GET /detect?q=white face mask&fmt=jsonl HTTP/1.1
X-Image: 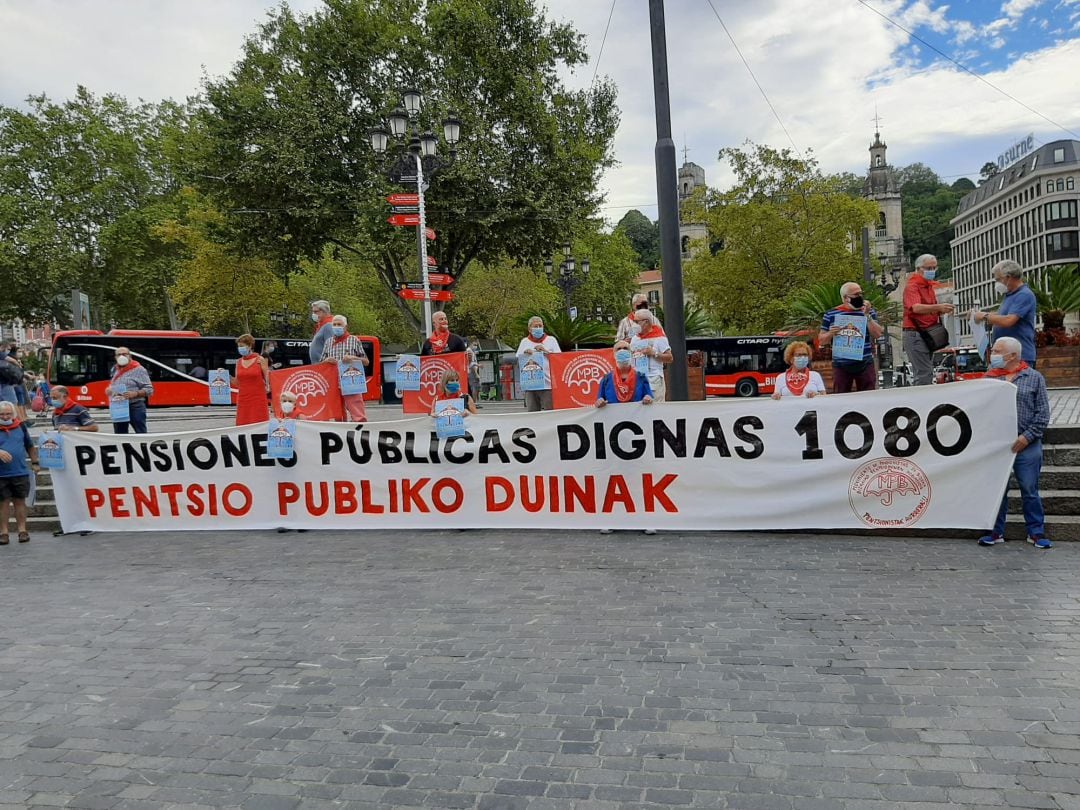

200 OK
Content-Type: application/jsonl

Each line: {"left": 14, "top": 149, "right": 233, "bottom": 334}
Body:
{"left": 281, "top": 401, "right": 295, "bottom": 414}
{"left": 116, "top": 355, "right": 131, "bottom": 367}
{"left": 994, "top": 281, "right": 1008, "bottom": 296}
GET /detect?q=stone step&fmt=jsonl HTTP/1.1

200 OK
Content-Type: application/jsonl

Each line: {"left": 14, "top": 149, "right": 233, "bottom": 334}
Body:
{"left": 1046, "top": 444, "right": 1080, "bottom": 466}
{"left": 1005, "top": 515, "right": 1080, "bottom": 542}
{"left": 1045, "top": 425, "right": 1080, "bottom": 444}
{"left": 1023, "top": 466, "right": 1080, "bottom": 489}
{"left": 1008, "top": 490, "right": 1080, "bottom": 516}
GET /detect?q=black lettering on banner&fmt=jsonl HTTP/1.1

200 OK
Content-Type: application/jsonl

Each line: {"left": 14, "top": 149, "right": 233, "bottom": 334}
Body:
{"left": 693, "top": 418, "right": 731, "bottom": 458}
{"left": 558, "top": 425, "right": 590, "bottom": 461}
{"left": 123, "top": 443, "right": 153, "bottom": 473}
{"left": 834, "top": 411, "right": 873, "bottom": 459}
{"left": 609, "top": 421, "right": 645, "bottom": 460}
{"left": 794, "top": 411, "right": 823, "bottom": 460}
{"left": 732, "top": 416, "right": 764, "bottom": 459}
{"left": 100, "top": 445, "right": 120, "bottom": 475}
{"left": 75, "top": 445, "right": 97, "bottom": 476}
{"left": 443, "top": 435, "right": 474, "bottom": 463}
{"left": 150, "top": 439, "right": 172, "bottom": 471}
{"left": 187, "top": 438, "right": 219, "bottom": 470}
{"left": 510, "top": 428, "right": 537, "bottom": 464}
{"left": 926, "top": 404, "right": 972, "bottom": 456}
{"left": 403, "top": 433, "right": 428, "bottom": 464}
{"left": 478, "top": 429, "right": 511, "bottom": 464}
{"left": 378, "top": 431, "right": 403, "bottom": 463}
{"left": 220, "top": 434, "right": 251, "bottom": 467}
{"left": 321, "top": 432, "right": 344, "bottom": 465}
{"left": 592, "top": 423, "right": 607, "bottom": 460}
{"left": 883, "top": 407, "right": 921, "bottom": 457}
{"left": 346, "top": 429, "right": 372, "bottom": 463}
{"left": 653, "top": 419, "right": 686, "bottom": 457}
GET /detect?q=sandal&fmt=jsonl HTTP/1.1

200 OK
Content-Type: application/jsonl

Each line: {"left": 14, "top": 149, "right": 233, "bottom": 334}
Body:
{"left": 0, "top": 534, "right": 8, "bottom": 545}
{"left": 17, "top": 532, "right": 29, "bottom": 544}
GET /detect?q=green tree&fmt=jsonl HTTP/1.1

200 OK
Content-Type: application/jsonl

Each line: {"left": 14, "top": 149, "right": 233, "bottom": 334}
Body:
{"left": 615, "top": 209, "right": 660, "bottom": 269}
{"left": 197, "top": 0, "right": 619, "bottom": 337}
{"left": 895, "top": 162, "right": 940, "bottom": 191}
{"left": 783, "top": 281, "right": 899, "bottom": 334}
{"left": 450, "top": 259, "right": 557, "bottom": 342}
{"left": 979, "top": 161, "right": 999, "bottom": 184}
{"left": 511, "top": 308, "right": 613, "bottom": 350}
{"left": 683, "top": 142, "right": 879, "bottom": 334}
{"left": 1032, "top": 264, "right": 1080, "bottom": 331}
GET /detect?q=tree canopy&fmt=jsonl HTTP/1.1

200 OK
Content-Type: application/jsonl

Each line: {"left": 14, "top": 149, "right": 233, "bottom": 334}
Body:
{"left": 615, "top": 209, "right": 660, "bottom": 270}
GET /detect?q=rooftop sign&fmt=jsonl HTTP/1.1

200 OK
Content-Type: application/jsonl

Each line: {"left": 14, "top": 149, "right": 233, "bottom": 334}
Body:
{"left": 996, "top": 134, "right": 1034, "bottom": 171}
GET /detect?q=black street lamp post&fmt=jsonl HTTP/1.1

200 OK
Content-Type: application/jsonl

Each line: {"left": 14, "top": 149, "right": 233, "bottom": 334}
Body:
{"left": 269, "top": 305, "right": 302, "bottom": 338}
{"left": 544, "top": 243, "right": 590, "bottom": 317}
{"left": 876, "top": 265, "right": 901, "bottom": 387}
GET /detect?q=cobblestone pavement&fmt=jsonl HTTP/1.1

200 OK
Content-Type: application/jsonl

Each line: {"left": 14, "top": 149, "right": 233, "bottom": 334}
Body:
{"left": 1, "top": 530, "right": 1078, "bottom": 810}
{"left": 1049, "top": 388, "right": 1080, "bottom": 426}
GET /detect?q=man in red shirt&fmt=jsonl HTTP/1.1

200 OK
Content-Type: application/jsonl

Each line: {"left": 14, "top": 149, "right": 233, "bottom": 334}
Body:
{"left": 902, "top": 254, "right": 954, "bottom": 386}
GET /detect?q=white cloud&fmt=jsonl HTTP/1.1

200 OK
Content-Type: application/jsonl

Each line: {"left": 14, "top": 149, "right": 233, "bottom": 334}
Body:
{"left": 1001, "top": 0, "right": 1044, "bottom": 18}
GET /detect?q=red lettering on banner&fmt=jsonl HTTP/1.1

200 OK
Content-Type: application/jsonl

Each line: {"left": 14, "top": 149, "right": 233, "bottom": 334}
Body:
{"left": 109, "top": 487, "right": 130, "bottom": 518}
{"left": 279, "top": 482, "right": 300, "bottom": 514}
{"left": 222, "top": 484, "right": 253, "bottom": 516}
{"left": 565, "top": 476, "right": 596, "bottom": 512}
{"left": 306, "top": 481, "right": 330, "bottom": 516}
{"left": 401, "top": 478, "right": 430, "bottom": 512}
{"left": 207, "top": 484, "right": 219, "bottom": 516}
{"left": 486, "top": 476, "right": 513, "bottom": 511}
{"left": 644, "top": 474, "right": 678, "bottom": 512}
{"left": 360, "top": 480, "right": 385, "bottom": 513}
{"left": 602, "top": 475, "right": 635, "bottom": 513}
{"left": 335, "top": 481, "right": 357, "bottom": 514}
{"left": 133, "top": 487, "right": 160, "bottom": 518}
{"left": 188, "top": 484, "right": 206, "bottom": 516}
{"left": 86, "top": 488, "right": 105, "bottom": 518}
{"left": 430, "top": 478, "right": 464, "bottom": 513}
{"left": 161, "top": 484, "right": 184, "bottom": 516}
{"left": 520, "top": 476, "right": 544, "bottom": 512}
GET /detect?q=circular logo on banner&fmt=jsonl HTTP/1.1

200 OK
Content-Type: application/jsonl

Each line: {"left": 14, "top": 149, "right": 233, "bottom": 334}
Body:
{"left": 420, "top": 358, "right": 456, "bottom": 407}
{"left": 561, "top": 356, "right": 610, "bottom": 407}
{"left": 282, "top": 369, "right": 331, "bottom": 419}
{"left": 849, "top": 457, "right": 932, "bottom": 528}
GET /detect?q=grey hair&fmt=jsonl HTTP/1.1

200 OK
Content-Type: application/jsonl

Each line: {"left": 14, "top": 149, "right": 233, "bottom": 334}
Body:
{"left": 631, "top": 293, "right": 648, "bottom": 305}
{"left": 332, "top": 313, "right": 348, "bottom": 325}
{"left": 991, "top": 259, "right": 1023, "bottom": 280}
{"left": 993, "top": 336, "right": 1022, "bottom": 357}
{"left": 840, "top": 282, "right": 862, "bottom": 299}
{"left": 311, "top": 300, "right": 331, "bottom": 314}
{"left": 914, "top": 254, "right": 936, "bottom": 271}
{"left": 634, "top": 309, "right": 655, "bottom": 324}
{"left": 528, "top": 315, "right": 544, "bottom": 327}
{"left": 0, "top": 401, "right": 15, "bottom": 413}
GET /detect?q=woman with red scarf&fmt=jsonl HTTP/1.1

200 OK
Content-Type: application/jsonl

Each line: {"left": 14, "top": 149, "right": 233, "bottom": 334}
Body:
{"left": 595, "top": 341, "right": 654, "bottom": 406}
{"left": 515, "top": 315, "right": 562, "bottom": 411}
{"left": 230, "top": 333, "right": 270, "bottom": 426}
{"left": 771, "top": 342, "right": 826, "bottom": 399}
{"left": 106, "top": 347, "right": 154, "bottom": 434}
{"left": 421, "top": 311, "right": 467, "bottom": 356}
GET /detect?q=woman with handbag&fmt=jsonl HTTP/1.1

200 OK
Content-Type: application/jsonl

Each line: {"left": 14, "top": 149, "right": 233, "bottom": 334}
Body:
{"left": 902, "top": 255, "right": 954, "bottom": 386}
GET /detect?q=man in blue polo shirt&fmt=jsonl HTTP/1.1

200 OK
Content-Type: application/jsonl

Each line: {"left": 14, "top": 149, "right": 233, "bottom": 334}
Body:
{"left": 972, "top": 259, "right": 1037, "bottom": 367}
{"left": 819, "top": 281, "right": 884, "bottom": 393}
{"left": 49, "top": 385, "right": 98, "bottom": 433}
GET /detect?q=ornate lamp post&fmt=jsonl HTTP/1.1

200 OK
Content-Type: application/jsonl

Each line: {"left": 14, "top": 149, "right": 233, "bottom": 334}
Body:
{"left": 544, "top": 243, "right": 590, "bottom": 317}
{"left": 269, "top": 304, "right": 301, "bottom": 338}
{"left": 876, "top": 265, "right": 901, "bottom": 387}
{"left": 369, "top": 91, "right": 462, "bottom": 337}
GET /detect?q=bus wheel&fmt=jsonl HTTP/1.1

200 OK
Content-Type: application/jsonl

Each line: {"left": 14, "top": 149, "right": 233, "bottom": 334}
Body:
{"left": 735, "top": 378, "right": 758, "bottom": 397}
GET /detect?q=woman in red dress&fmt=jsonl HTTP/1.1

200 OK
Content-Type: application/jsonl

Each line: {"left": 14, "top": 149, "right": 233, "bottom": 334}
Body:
{"left": 231, "top": 334, "right": 270, "bottom": 426}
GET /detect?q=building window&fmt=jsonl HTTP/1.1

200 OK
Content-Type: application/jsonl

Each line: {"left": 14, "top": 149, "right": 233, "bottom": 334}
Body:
{"left": 1069, "top": 177, "right": 1076, "bottom": 190}
{"left": 875, "top": 211, "right": 887, "bottom": 237}
{"left": 647, "top": 290, "right": 660, "bottom": 305}
{"left": 1047, "top": 231, "right": 1079, "bottom": 260}
{"left": 681, "top": 235, "right": 691, "bottom": 255}
{"left": 1053, "top": 147, "right": 1065, "bottom": 163}
{"left": 1058, "top": 179, "right": 1066, "bottom": 192}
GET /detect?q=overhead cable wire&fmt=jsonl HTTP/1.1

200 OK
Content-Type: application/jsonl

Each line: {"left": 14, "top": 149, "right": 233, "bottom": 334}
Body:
{"left": 854, "top": 0, "right": 1080, "bottom": 140}
{"left": 703, "top": 0, "right": 803, "bottom": 157}
{"left": 590, "top": 0, "right": 619, "bottom": 87}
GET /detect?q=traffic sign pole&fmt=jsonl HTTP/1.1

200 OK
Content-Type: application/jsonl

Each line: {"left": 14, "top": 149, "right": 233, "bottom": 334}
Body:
{"left": 413, "top": 153, "right": 433, "bottom": 337}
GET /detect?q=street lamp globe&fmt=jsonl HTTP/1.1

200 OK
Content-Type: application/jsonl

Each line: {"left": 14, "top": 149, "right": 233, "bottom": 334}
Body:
{"left": 388, "top": 107, "right": 409, "bottom": 138}
{"left": 543, "top": 259, "right": 554, "bottom": 278}
{"left": 582, "top": 259, "right": 590, "bottom": 275}
{"left": 369, "top": 126, "right": 389, "bottom": 155}
{"left": 420, "top": 130, "right": 438, "bottom": 158}
{"left": 402, "top": 89, "right": 422, "bottom": 117}
{"left": 442, "top": 113, "right": 461, "bottom": 146}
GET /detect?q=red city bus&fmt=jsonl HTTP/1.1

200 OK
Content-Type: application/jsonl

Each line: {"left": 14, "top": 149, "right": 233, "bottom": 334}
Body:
{"left": 688, "top": 335, "right": 798, "bottom": 397}
{"left": 933, "top": 346, "right": 988, "bottom": 384}
{"left": 48, "top": 330, "right": 382, "bottom": 407}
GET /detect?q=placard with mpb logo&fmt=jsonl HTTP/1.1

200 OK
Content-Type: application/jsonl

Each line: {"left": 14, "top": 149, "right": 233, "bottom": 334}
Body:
{"left": 266, "top": 418, "right": 296, "bottom": 460}
{"left": 518, "top": 352, "right": 549, "bottom": 392}
{"left": 109, "top": 382, "right": 130, "bottom": 423}
{"left": 338, "top": 360, "right": 368, "bottom": 395}
{"left": 38, "top": 431, "right": 64, "bottom": 470}
{"left": 208, "top": 369, "right": 232, "bottom": 405}
{"left": 433, "top": 397, "right": 466, "bottom": 439}
{"left": 395, "top": 355, "right": 421, "bottom": 392}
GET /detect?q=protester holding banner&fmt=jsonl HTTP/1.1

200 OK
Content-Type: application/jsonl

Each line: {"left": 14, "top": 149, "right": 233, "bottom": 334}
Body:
{"left": 818, "top": 282, "right": 883, "bottom": 393}
{"left": 979, "top": 336, "right": 1053, "bottom": 549}
{"left": 429, "top": 370, "right": 477, "bottom": 416}
{"left": 596, "top": 341, "right": 653, "bottom": 406}
{"left": 320, "top": 315, "right": 369, "bottom": 422}
{"left": 421, "top": 311, "right": 467, "bottom": 356}
{"left": 516, "top": 316, "right": 561, "bottom": 412}
{"left": 106, "top": 347, "right": 153, "bottom": 434}
{"left": 49, "top": 385, "right": 98, "bottom": 432}
{"left": 629, "top": 309, "right": 672, "bottom": 403}
{"left": 230, "top": 334, "right": 270, "bottom": 426}
{"left": 616, "top": 293, "right": 650, "bottom": 343}
{"left": 309, "top": 300, "right": 334, "bottom": 364}
{"left": 0, "top": 401, "right": 37, "bottom": 545}
{"left": 771, "top": 342, "right": 826, "bottom": 399}
{"left": 903, "top": 254, "right": 954, "bottom": 386}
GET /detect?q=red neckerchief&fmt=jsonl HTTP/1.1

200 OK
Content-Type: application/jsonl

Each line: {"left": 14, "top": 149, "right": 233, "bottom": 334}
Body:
{"left": 637, "top": 324, "right": 665, "bottom": 340}
{"left": 332, "top": 331, "right": 352, "bottom": 346}
{"left": 313, "top": 314, "right": 332, "bottom": 336}
{"left": 428, "top": 328, "right": 450, "bottom": 354}
{"left": 613, "top": 367, "right": 638, "bottom": 402}
{"left": 54, "top": 401, "right": 78, "bottom": 417}
{"left": 0, "top": 418, "right": 22, "bottom": 432}
{"left": 784, "top": 367, "right": 810, "bottom": 397}
{"left": 985, "top": 361, "right": 1029, "bottom": 379}
{"left": 527, "top": 333, "right": 547, "bottom": 343}
{"left": 112, "top": 359, "right": 142, "bottom": 381}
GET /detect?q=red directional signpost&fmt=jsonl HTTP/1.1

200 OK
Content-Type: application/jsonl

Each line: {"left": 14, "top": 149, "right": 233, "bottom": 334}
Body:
{"left": 398, "top": 288, "right": 454, "bottom": 302}
{"left": 386, "top": 193, "right": 420, "bottom": 207}
{"left": 425, "top": 227, "right": 436, "bottom": 241}
{"left": 427, "top": 273, "right": 453, "bottom": 286}
{"left": 387, "top": 213, "right": 421, "bottom": 227}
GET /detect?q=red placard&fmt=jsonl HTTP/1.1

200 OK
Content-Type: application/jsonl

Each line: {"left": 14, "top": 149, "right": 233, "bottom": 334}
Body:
{"left": 269, "top": 364, "right": 344, "bottom": 422}
{"left": 388, "top": 213, "right": 421, "bottom": 227}
{"left": 427, "top": 273, "right": 453, "bottom": 286}
{"left": 402, "top": 352, "right": 469, "bottom": 414}
{"left": 549, "top": 350, "right": 615, "bottom": 409}
{"left": 398, "top": 289, "right": 454, "bottom": 302}
{"left": 386, "top": 193, "right": 420, "bottom": 206}
{"left": 426, "top": 256, "right": 437, "bottom": 266}
{"left": 425, "top": 227, "right": 436, "bottom": 240}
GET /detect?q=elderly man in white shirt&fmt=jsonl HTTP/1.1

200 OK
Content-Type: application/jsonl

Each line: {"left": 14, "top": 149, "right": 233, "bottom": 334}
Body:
{"left": 628, "top": 309, "right": 672, "bottom": 403}
{"left": 515, "top": 315, "right": 562, "bottom": 411}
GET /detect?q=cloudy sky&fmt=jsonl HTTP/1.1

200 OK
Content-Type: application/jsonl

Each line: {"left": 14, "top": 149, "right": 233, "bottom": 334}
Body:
{"left": 2, "top": 0, "right": 1078, "bottom": 224}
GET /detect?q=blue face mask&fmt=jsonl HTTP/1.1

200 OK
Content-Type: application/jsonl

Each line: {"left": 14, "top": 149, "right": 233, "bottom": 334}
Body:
{"left": 50, "top": 398, "right": 63, "bottom": 408}
{"left": 989, "top": 354, "right": 1006, "bottom": 369}
{"left": 923, "top": 270, "right": 936, "bottom": 281}
{"left": 238, "top": 347, "right": 251, "bottom": 356}
{"left": 793, "top": 356, "right": 810, "bottom": 369}
{"left": 614, "top": 349, "right": 632, "bottom": 364}
{"left": 530, "top": 328, "right": 544, "bottom": 340}
{"left": 332, "top": 326, "right": 345, "bottom": 337}
{"left": 445, "top": 382, "right": 461, "bottom": 395}
{"left": 0, "top": 418, "right": 11, "bottom": 426}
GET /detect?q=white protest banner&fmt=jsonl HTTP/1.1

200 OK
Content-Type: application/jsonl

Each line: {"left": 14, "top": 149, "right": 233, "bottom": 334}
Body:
{"left": 50, "top": 380, "right": 1015, "bottom": 534}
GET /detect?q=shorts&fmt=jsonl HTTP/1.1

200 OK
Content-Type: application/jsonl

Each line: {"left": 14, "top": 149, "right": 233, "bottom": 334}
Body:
{"left": 0, "top": 475, "right": 30, "bottom": 501}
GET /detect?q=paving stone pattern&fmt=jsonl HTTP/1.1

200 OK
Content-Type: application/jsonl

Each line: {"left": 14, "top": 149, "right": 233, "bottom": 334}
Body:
{"left": 1049, "top": 388, "right": 1080, "bottom": 426}
{"left": 1, "top": 530, "right": 1078, "bottom": 809}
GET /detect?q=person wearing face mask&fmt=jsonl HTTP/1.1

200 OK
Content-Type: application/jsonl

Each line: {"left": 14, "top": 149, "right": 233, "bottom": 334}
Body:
{"left": 309, "top": 300, "right": 334, "bottom": 364}
{"left": 430, "top": 370, "right": 478, "bottom": 416}
{"left": 595, "top": 340, "right": 654, "bottom": 406}
{"left": 771, "top": 342, "right": 826, "bottom": 399}
{"left": 818, "top": 282, "right": 884, "bottom": 393}
{"left": 224, "top": 334, "right": 270, "bottom": 426}
{"left": 629, "top": 309, "right": 672, "bottom": 403}
{"left": 979, "top": 337, "right": 1052, "bottom": 549}
{"left": 278, "top": 390, "right": 301, "bottom": 419}
{"left": 515, "top": 316, "right": 562, "bottom": 412}
{"left": 320, "top": 314, "right": 369, "bottom": 422}
{"left": 616, "top": 293, "right": 650, "bottom": 343}
{"left": 106, "top": 347, "right": 154, "bottom": 434}
{"left": 0, "top": 400, "right": 37, "bottom": 544}
{"left": 902, "top": 254, "right": 955, "bottom": 386}
{"left": 971, "top": 259, "right": 1037, "bottom": 368}
{"left": 421, "top": 311, "right": 468, "bottom": 356}
{"left": 49, "top": 385, "right": 98, "bottom": 432}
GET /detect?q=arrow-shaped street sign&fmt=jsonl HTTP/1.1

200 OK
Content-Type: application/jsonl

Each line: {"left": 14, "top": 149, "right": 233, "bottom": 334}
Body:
{"left": 387, "top": 213, "right": 420, "bottom": 227}
{"left": 426, "top": 273, "right": 453, "bottom": 286}
{"left": 398, "top": 289, "right": 454, "bottom": 302}
{"left": 386, "top": 193, "right": 420, "bottom": 206}
{"left": 425, "top": 227, "right": 435, "bottom": 240}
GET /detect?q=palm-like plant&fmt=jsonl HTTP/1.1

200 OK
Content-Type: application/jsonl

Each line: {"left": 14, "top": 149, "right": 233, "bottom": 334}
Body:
{"left": 783, "top": 282, "right": 898, "bottom": 334}
{"left": 653, "top": 301, "right": 715, "bottom": 336}
{"left": 511, "top": 308, "right": 615, "bottom": 350}
{"left": 1032, "top": 264, "right": 1080, "bottom": 330}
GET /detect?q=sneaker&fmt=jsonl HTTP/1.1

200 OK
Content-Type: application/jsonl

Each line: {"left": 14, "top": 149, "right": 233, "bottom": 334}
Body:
{"left": 642, "top": 529, "right": 657, "bottom": 535}
{"left": 1027, "top": 536, "right": 1053, "bottom": 549}
{"left": 599, "top": 529, "right": 613, "bottom": 535}
{"left": 978, "top": 534, "right": 1005, "bottom": 546}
